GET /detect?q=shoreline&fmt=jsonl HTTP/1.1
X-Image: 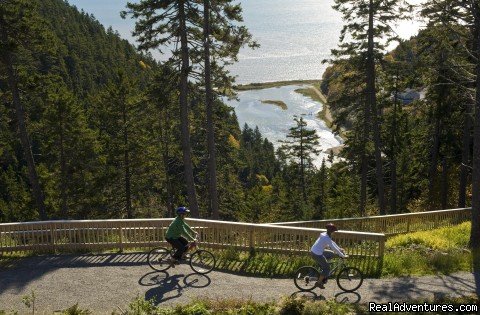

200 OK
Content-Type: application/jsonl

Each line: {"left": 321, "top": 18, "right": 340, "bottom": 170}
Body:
{"left": 234, "top": 79, "right": 321, "bottom": 91}
{"left": 232, "top": 79, "right": 346, "bottom": 152}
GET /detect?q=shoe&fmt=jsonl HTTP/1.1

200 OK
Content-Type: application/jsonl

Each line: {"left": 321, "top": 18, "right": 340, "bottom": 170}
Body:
{"left": 315, "top": 281, "right": 325, "bottom": 289}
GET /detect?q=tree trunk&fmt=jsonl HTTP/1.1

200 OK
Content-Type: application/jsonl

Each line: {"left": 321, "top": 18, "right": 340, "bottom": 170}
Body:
{"left": 458, "top": 106, "right": 471, "bottom": 208}
{"left": 179, "top": 0, "right": 199, "bottom": 217}
{"left": 367, "top": 0, "right": 386, "bottom": 215}
{"left": 59, "top": 111, "right": 68, "bottom": 218}
{"left": 471, "top": 0, "right": 480, "bottom": 258}
{"left": 428, "top": 118, "right": 441, "bottom": 208}
{"left": 440, "top": 156, "right": 448, "bottom": 209}
{"left": 122, "top": 98, "right": 133, "bottom": 219}
{"left": 390, "top": 76, "right": 399, "bottom": 214}
{"left": 360, "top": 111, "right": 369, "bottom": 216}
{"left": 470, "top": 0, "right": 480, "bottom": 298}
{"left": 1, "top": 25, "right": 48, "bottom": 220}
{"left": 159, "top": 101, "right": 175, "bottom": 218}
{"left": 203, "top": 0, "right": 219, "bottom": 220}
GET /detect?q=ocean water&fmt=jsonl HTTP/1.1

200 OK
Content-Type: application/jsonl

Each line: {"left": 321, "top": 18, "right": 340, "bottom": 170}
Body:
{"left": 223, "top": 85, "right": 343, "bottom": 167}
{"left": 69, "top": 0, "right": 423, "bottom": 84}
{"left": 228, "top": 0, "right": 343, "bottom": 84}
{"left": 68, "top": 0, "right": 423, "bottom": 158}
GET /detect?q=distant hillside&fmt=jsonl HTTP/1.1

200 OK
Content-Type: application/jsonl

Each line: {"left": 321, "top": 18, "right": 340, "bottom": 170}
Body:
{"left": 38, "top": 0, "right": 154, "bottom": 96}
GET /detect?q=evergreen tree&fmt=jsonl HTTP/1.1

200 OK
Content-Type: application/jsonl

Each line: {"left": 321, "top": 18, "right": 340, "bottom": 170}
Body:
{"left": 0, "top": 0, "right": 53, "bottom": 220}
{"left": 279, "top": 116, "right": 321, "bottom": 203}
{"left": 122, "top": 0, "right": 201, "bottom": 217}
{"left": 201, "top": 0, "right": 256, "bottom": 219}
{"left": 330, "top": 0, "right": 411, "bottom": 214}
{"left": 89, "top": 71, "right": 145, "bottom": 219}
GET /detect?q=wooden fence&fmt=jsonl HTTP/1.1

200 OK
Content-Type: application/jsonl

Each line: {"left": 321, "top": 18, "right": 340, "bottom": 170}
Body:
{"left": 269, "top": 208, "right": 472, "bottom": 236}
{"left": 0, "top": 218, "right": 386, "bottom": 275}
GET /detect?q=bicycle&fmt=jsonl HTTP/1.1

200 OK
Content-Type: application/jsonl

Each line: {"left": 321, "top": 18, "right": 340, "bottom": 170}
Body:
{"left": 147, "top": 239, "right": 216, "bottom": 275}
{"left": 293, "top": 257, "right": 363, "bottom": 292}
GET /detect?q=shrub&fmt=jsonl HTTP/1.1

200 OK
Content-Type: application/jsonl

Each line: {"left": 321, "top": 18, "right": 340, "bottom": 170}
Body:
{"left": 62, "top": 303, "right": 91, "bottom": 315}
{"left": 386, "top": 222, "right": 471, "bottom": 250}
{"left": 177, "top": 302, "right": 211, "bottom": 315}
{"left": 128, "top": 295, "right": 158, "bottom": 315}
{"left": 302, "top": 300, "right": 356, "bottom": 315}
{"left": 276, "top": 297, "right": 306, "bottom": 315}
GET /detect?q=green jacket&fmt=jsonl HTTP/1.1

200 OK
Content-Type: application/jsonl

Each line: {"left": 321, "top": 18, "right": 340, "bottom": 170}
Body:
{"left": 165, "top": 216, "right": 195, "bottom": 241}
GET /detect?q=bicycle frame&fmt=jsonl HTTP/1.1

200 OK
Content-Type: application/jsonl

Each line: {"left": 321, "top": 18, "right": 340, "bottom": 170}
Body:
{"left": 326, "top": 257, "right": 347, "bottom": 277}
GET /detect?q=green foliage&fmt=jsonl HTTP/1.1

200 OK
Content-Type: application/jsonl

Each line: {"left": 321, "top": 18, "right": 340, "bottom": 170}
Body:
{"left": 127, "top": 295, "right": 159, "bottom": 315}
{"left": 276, "top": 297, "right": 305, "bottom": 315}
{"left": 177, "top": 303, "right": 211, "bottom": 315}
{"left": 61, "top": 304, "right": 91, "bottom": 315}
{"left": 386, "top": 222, "right": 470, "bottom": 250}
{"left": 21, "top": 291, "right": 36, "bottom": 314}
{"left": 383, "top": 223, "right": 472, "bottom": 276}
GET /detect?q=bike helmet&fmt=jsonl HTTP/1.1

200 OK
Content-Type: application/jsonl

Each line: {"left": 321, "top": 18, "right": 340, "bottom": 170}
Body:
{"left": 326, "top": 223, "right": 338, "bottom": 232}
{"left": 176, "top": 206, "right": 190, "bottom": 214}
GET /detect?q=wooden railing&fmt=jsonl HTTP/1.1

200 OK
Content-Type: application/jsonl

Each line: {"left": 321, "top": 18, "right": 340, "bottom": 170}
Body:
{"left": 269, "top": 208, "right": 472, "bottom": 235}
{"left": 0, "top": 218, "right": 386, "bottom": 275}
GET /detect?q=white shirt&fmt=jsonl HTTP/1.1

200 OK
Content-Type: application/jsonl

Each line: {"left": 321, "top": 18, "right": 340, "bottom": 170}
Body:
{"left": 311, "top": 232, "right": 346, "bottom": 257}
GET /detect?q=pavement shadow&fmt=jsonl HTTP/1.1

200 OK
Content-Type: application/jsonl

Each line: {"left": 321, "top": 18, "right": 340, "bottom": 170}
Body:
{"left": 0, "top": 252, "right": 149, "bottom": 295}
{"left": 368, "top": 276, "right": 424, "bottom": 302}
{"left": 1, "top": 252, "right": 149, "bottom": 270}
{"left": 367, "top": 274, "right": 476, "bottom": 302}
{"left": 142, "top": 271, "right": 211, "bottom": 305}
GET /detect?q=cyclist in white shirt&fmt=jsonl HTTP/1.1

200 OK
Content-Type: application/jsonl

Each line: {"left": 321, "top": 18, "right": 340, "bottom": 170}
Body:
{"left": 310, "top": 223, "right": 347, "bottom": 288}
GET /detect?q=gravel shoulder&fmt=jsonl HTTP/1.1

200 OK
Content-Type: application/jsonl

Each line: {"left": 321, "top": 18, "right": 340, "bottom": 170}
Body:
{"left": 0, "top": 253, "right": 476, "bottom": 314}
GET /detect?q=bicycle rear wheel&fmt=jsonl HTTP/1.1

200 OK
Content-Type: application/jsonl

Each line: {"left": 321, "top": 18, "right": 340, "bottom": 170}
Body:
{"left": 189, "top": 250, "right": 216, "bottom": 274}
{"left": 293, "top": 266, "right": 320, "bottom": 291}
{"left": 336, "top": 267, "right": 363, "bottom": 292}
{"left": 147, "top": 247, "right": 172, "bottom": 272}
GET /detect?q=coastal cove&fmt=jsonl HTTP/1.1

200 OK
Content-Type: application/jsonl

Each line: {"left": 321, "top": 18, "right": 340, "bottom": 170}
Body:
{"left": 225, "top": 81, "right": 343, "bottom": 167}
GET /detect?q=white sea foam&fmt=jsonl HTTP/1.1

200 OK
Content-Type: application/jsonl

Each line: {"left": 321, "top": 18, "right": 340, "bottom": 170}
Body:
{"left": 223, "top": 85, "right": 343, "bottom": 168}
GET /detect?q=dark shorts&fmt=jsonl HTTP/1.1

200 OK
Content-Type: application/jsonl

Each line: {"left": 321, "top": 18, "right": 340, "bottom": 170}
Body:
{"left": 166, "top": 237, "right": 189, "bottom": 259}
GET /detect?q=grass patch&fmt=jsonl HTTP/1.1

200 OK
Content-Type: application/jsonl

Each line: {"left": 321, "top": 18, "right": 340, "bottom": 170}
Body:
{"left": 386, "top": 221, "right": 470, "bottom": 250}
{"left": 260, "top": 100, "right": 288, "bottom": 110}
{"left": 111, "top": 295, "right": 479, "bottom": 315}
{"left": 235, "top": 80, "right": 321, "bottom": 91}
{"left": 383, "top": 222, "right": 472, "bottom": 277}
{"left": 4, "top": 295, "right": 478, "bottom": 314}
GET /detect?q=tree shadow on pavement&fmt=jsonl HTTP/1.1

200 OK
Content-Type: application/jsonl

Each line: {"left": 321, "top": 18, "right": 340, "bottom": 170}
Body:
{"left": 366, "top": 274, "right": 476, "bottom": 302}
{"left": 0, "top": 252, "right": 150, "bottom": 295}
{"left": 142, "top": 271, "right": 211, "bottom": 305}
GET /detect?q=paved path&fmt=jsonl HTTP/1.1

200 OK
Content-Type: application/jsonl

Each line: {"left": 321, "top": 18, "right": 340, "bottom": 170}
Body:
{"left": 0, "top": 253, "right": 476, "bottom": 314}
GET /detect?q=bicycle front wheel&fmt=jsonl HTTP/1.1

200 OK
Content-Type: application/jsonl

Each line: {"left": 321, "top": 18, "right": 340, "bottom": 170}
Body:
{"left": 294, "top": 266, "right": 320, "bottom": 291}
{"left": 147, "top": 247, "right": 172, "bottom": 272}
{"left": 189, "top": 250, "right": 216, "bottom": 274}
{"left": 336, "top": 267, "right": 363, "bottom": 292}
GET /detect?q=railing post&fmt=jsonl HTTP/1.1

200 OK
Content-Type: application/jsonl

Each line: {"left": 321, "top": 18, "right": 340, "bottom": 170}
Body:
{"left": 50, "top": 224, "right": 56, "bottom": 254}
{"left": 249, "top": 228, "right": 254, "bottom": 255}
{"left": 119, "top": 226, "right": 123, "bottom": 252}
{"left": 377, "top": 234, "right": 386, "bottom": 276}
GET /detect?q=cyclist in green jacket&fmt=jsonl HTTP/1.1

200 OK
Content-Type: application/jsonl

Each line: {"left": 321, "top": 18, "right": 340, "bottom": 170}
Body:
{"left": 165, "top": 206, "right": 197, "bottom": 265}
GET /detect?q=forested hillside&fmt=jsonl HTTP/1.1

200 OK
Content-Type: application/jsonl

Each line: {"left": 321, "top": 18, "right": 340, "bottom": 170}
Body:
{"left": 1, "top": 0, "right": 479, "bottom": 231}
{"left": 321, "top": 18, "right": 476, "bottom": 217}
{"left": 0, "top": 0, "right": 328, "bottom": 223}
